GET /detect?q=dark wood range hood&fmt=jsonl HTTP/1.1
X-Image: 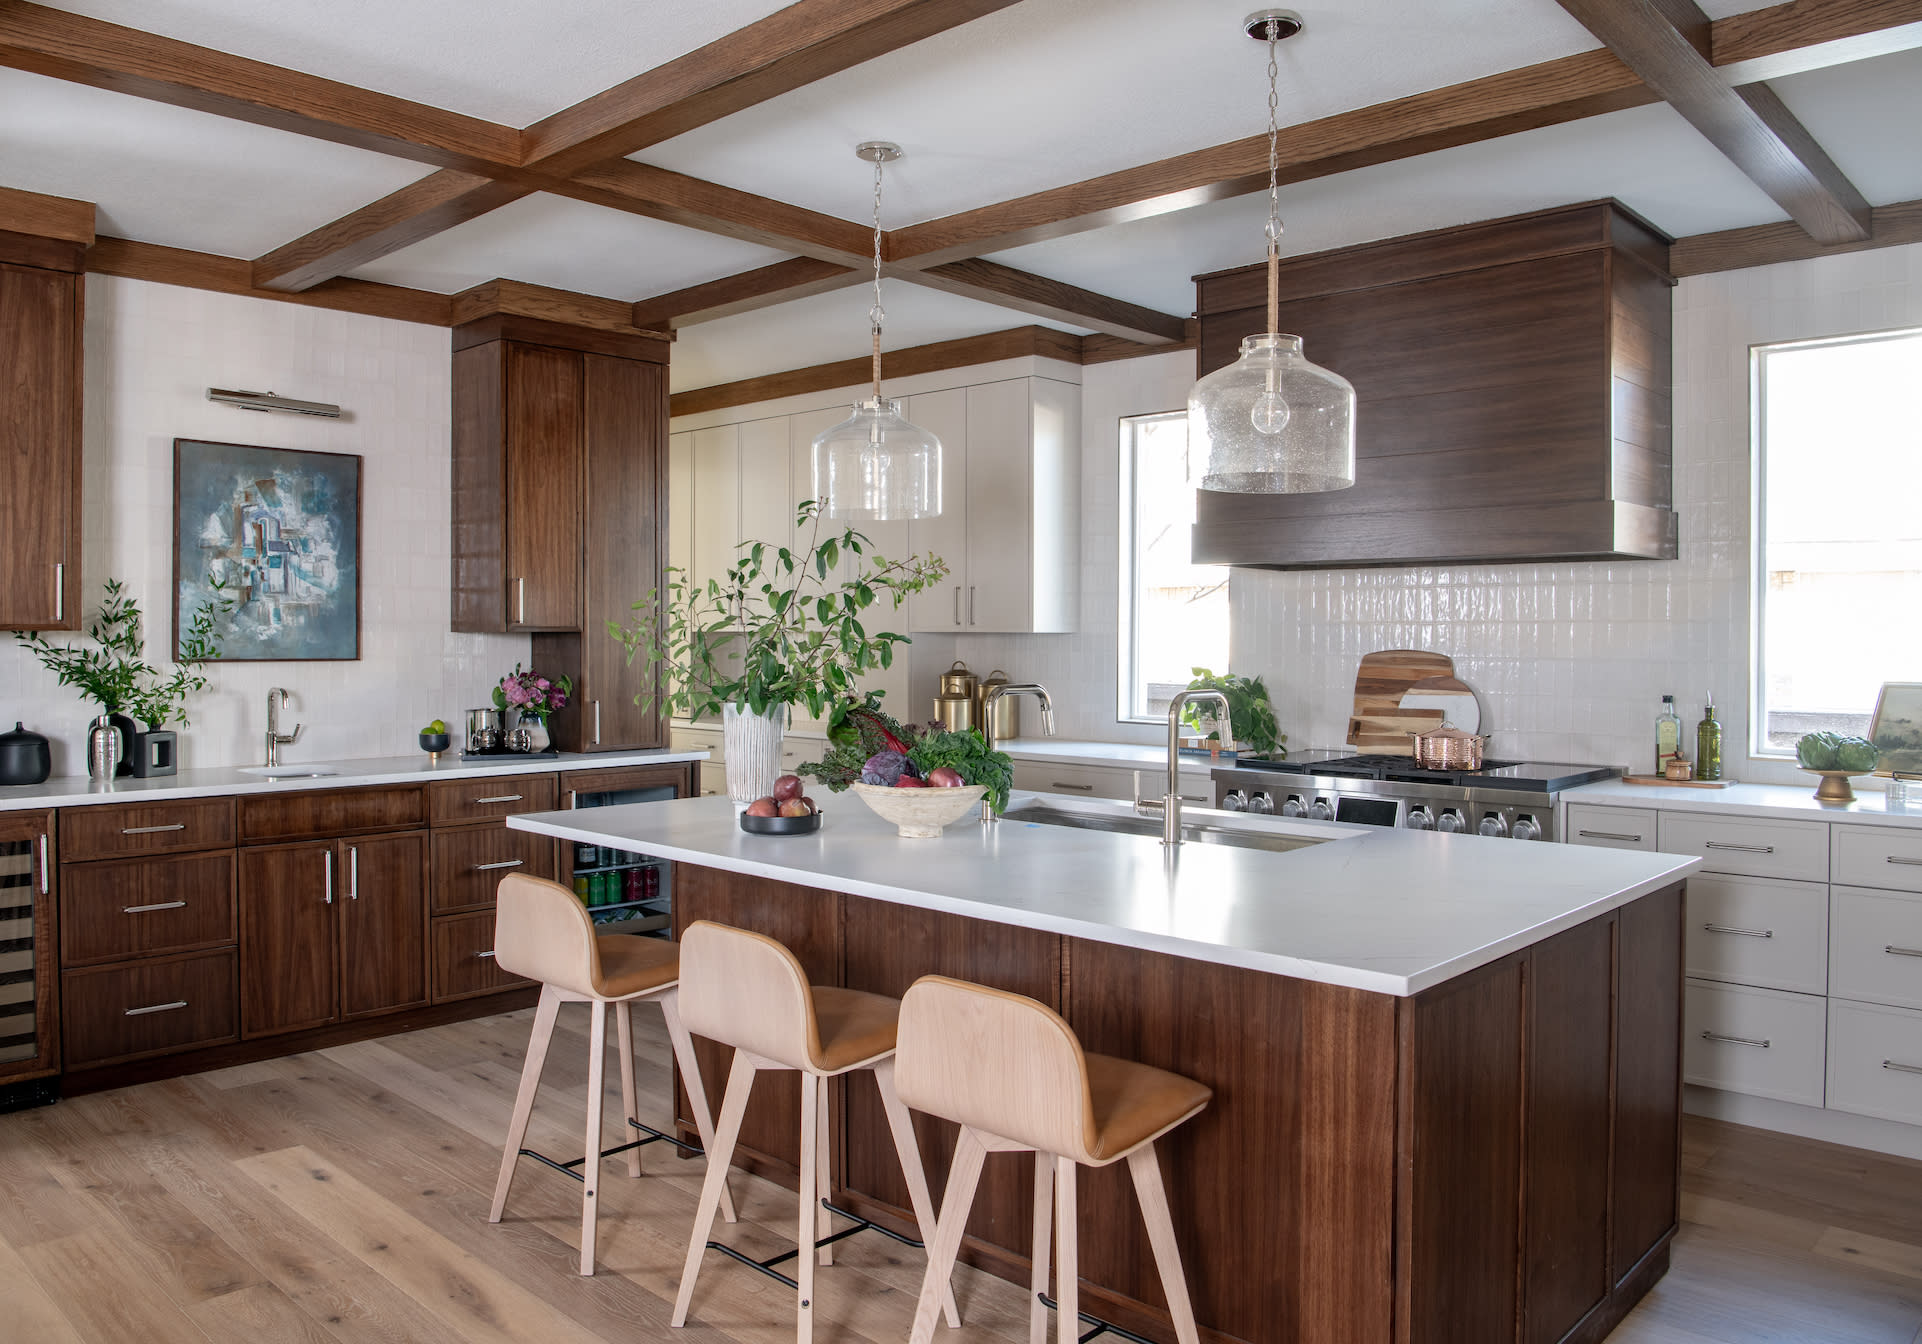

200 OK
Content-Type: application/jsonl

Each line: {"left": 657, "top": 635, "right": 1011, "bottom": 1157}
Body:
{"left": 1191, "top": 201, "right": 1678, "bottom": 570}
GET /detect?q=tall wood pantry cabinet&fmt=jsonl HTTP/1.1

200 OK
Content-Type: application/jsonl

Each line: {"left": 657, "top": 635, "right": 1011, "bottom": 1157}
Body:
{"left": 451, "top": 317, "right": 671, "bottom": 752}
{"left": 0, "top": 229, "right": 84, "bottom": 630}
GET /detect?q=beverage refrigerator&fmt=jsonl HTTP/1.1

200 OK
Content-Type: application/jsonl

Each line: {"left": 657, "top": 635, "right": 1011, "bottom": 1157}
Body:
{"left": 560, "top": 766, "right": 686, "bottom": 938}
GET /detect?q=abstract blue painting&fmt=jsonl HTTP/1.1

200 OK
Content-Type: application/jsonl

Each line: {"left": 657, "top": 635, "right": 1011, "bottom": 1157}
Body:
{"left": 173, "top": 439, "right": 361, "bottom": 661}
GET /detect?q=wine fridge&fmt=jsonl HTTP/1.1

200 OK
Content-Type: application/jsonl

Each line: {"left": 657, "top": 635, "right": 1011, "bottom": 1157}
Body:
{"left": 0, "top": 811, "right": 58, "bottom": 1110}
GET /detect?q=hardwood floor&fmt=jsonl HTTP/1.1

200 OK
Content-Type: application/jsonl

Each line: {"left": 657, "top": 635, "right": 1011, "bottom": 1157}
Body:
{"left": 2, "top": 1005, "right": 1921, "bottom": 1343}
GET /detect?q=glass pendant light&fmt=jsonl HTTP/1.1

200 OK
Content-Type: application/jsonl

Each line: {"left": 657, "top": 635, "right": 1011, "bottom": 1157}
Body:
{"left": 811, "top": 142, "right": 941, "bottom": 521}
{"left": 1188, "top": 11, "right": 1355, "bottom": 495}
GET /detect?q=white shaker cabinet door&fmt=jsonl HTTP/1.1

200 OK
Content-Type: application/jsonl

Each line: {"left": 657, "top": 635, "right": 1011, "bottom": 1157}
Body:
{"left": 689, "top": 424, "right": 740, "bottom": 598}
{"left": 668, "top": 430, "right": 692, "bottom": 582}
{"left": 963, "top": 378, "right": 1033, "bottom": 633}
{"left": 737, "top": 416, "right": 791, "bottom": 619}
{"left": 904, "top": 387, "right": 968, "bottom": 634}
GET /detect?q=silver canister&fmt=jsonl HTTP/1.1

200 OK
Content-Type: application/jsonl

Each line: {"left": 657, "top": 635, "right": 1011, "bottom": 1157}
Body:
{"left": 87, "top": 713, "right": 121, "bottom": 781}
{"left": 979, "top": 670, "right": 1019, "bottom": 742}
{"left": 466, "top": 707, "right": 503, "bottom": 753}
{"left": 934, "top": 695, "right": 974, "bottom": 733}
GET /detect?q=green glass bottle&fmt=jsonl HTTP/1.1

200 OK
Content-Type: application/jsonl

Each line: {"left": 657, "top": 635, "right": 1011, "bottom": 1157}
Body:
{"left": 1696, "top": 694, "right": 1723, "bottom": 781}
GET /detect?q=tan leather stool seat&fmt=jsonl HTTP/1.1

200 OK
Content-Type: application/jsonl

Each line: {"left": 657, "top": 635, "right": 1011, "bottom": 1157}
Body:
{"left": 595, "top": 934, "right": 680, "bottom": 998}
{"left": 808, "top": 986, "right": 899, "bottom": 1072}
{"left": 1084, "top": 1052, "right": 1213, "bottom": 1162}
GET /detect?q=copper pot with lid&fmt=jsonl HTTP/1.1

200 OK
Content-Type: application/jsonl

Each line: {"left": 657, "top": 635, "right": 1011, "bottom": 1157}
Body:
{"left": 1410, "top": 722, "right": 1486, "bottom": 771}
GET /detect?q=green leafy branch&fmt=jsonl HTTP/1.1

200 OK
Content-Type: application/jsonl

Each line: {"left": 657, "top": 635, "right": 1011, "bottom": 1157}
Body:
{"left": 15, "top": 577, "right": 232, "bottom": 727}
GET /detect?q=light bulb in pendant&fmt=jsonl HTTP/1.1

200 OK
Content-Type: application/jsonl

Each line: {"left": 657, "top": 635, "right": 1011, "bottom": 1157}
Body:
{"left": 1250, "top": 389, "right": 1291, "bottom": 435}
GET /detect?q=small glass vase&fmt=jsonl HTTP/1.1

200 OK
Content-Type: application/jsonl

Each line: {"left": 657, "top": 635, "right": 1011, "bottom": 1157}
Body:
{"left": 722, "top": 701, "right": 786, "bottom": 805}
{"left": 512, "top": 710, "right": 550, "bottom": 754}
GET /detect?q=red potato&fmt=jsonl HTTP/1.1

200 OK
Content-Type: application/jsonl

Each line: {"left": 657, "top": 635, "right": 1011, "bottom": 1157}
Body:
{"left": 778, "top": 798, "right": 812, "bottom": 818}
{"left": 926, "top": 766, "right": 965, "bottom": 788}
{"left": 744, "top": 797, "right": 778, "bottom": 817}
{"left": 773, "top": 773, "right": 804, "bottom": 801}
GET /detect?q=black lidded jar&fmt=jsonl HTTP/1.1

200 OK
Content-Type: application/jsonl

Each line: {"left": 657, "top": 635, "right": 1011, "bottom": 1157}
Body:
{"left": 0, "top": 722, "right": 52, "bottom": 786}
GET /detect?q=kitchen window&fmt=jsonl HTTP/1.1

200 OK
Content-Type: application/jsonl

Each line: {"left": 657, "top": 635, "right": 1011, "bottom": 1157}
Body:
{"left": 1118, "top": 410, "right": 1228, "bottom": 723}
{"left": 1752, "top": 325, "right": 1922, "bottom": 755}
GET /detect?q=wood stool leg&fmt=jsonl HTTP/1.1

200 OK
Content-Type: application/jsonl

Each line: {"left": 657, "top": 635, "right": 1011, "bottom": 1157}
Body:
{"left": 1054, "top": 1156, "right": 1078, "bottom": 1344}
{"left": 1029, "top": 1151, "right": 1053, "bottom": 1344}
{"left": 672, "top": 1050, "right": 755, "bottom": 1328}
{"left": 578, "top": 999, "right": 608, "bottom": 1276}
{"left": 874, "top": 1058, "right": 961, "bottom": 1328}
{"left": 659, "top": 992, "right": 738, "bottom": 1224}
{"left": 1128, "top": 1144, "right": 1200, "bottom": 1344}
{"left": 489, "top": 984, "right": 560, "bottom": 1223}
{"left": 814, "top": 1072, "right": 833, "bottom": 1267}
{"left": 614, "top": 1000, "right": 643, "bottom": 1178}
{"left": 909, "top": 1126, "right": 986, "bottom": 1344}
{"left": 796, "top": 1070, "right": 820, "bottom": 1344}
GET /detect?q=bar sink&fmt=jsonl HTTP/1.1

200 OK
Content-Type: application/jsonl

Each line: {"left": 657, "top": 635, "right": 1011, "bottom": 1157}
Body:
{"left": 237, "top": 765, "right": 340, "bottom": 779}
{"left": 999, "top": 801, "right": 1325, "bottom": 854}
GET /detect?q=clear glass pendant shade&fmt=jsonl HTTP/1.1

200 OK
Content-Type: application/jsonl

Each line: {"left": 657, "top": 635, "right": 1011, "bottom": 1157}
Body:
{"left": 811, "top": 397, "right": 942, "bottom": 521}
{"left": 1187, "top": 333, "right": 1356, "bottom": 493}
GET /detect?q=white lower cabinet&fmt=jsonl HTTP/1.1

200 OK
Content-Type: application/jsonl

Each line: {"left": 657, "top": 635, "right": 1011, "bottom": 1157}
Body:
{"left": 1565, "top": 803, "right": 1658, "bottom": 850}
{"left": 1684, "top": 873, "right": 1828, "bottom": 995}
{"left": 1827, "top": 998, "right": 1922, "bottom": 1126}
{"left": 1012, "top": 761, "right": 1134, "bottom": 802}
{"left": 1684, "top": 978, "right": 1827, "bottom": 1106}
{"left": 1830, "top": 884, "right": 1922, "bottom": 1011}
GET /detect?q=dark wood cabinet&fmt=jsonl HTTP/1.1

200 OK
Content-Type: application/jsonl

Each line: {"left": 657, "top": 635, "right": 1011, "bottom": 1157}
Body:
{"left": 503, "top": 344, "right": 583, "bottom": 629}
{"left": 0, "top": 811, "right": 59, "bottom": 1082}
{"left": 60, "top": 850, "right": 235, "bottom": 967}
{"left": 0, "top": 254, "right": 82, "bottom": 631}
{"left": 61, "top": 948, "right": 237, "bottom": 1069}
{"left": 1192, "top": 201, "right": 1676, "bottom": 569}
{"left": 431, "top": 908, "right": 534, "bottom": 1002}
{"left": 338, "top": 831, "right": 428, "bottom": 1020}
{"left": 239, "top": 842, "right": 339, "bottom": 1037}
{"left": 60, "top": 796, "right": 236, "bottom": 862}
{"left": 430, "top": 823, "right": 557, "bottom": 915}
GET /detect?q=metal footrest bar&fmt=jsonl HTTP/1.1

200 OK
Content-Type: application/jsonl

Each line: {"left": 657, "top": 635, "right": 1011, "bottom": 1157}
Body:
{"left": 703, "top": 1198, "right": 929, "bottom": 1291}
{"left": 518, "top": 1114, "right": 691, "bottom": 1185}
{"left": 625, "top": 1116, "right": 706, "bottom": 1157}
{"left": 1037, "top": 1293, "right": 1159, "bottom": 1344}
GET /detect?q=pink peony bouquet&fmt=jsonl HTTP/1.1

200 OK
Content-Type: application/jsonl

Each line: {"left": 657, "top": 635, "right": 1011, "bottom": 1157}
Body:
{"left": 492, "top": 663, "right": 572, "bottom": 722}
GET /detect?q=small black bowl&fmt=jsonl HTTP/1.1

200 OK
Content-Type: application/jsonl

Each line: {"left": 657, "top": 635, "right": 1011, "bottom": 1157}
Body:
{"left": 420, "top": 731, "right": 451, "bottom": 753}
{"left": 739, "top": 809, "right": 823, "bottom": 835}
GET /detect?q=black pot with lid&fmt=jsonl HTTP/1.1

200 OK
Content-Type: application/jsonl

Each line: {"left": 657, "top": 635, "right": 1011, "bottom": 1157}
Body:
{"left": 0, "top": 722, "right": 51, "bottom": 786}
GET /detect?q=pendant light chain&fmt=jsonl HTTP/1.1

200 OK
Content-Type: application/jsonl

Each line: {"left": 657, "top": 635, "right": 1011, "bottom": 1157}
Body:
{"left": 869, "top": 151, "right": 886, "bottom": 399}
{"left": 1264, "top": 17, "right": 1283, "bottom": 336}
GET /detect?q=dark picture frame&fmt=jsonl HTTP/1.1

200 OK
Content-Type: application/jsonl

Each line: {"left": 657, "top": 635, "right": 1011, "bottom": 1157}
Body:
{"left": 173, "top": 438, "right": 362, "bottom": 662}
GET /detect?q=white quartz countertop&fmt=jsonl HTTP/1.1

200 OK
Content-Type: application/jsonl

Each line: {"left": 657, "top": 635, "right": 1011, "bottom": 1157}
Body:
{"left": 0, "top": 748, "right": 708, "bottom": 812}
{"left": 510, "top": 793, "right": 1696, "bottom": 997}
{"left": 1565, "top": 777, "right": 1922, "bottom": 829}
{"left": 991, "top": 738, "right": 1218, "bottom": 773}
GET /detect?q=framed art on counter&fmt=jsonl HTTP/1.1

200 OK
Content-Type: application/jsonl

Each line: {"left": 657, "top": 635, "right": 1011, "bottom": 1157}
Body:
{"left": 1870, "top": 682, "right": 1922, "bottom": 776}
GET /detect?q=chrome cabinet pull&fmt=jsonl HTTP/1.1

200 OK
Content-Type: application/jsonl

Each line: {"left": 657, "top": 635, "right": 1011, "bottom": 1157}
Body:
{"left": 1703, "top": 923, "right": 1773, "bottom": 939}
{"left": 323, "top": 849, "right": 333, "bottom": 904}
{"left": 1051, "top": 781, "right": 1096, "bottom": 792}
{"left": 1888, "top": 856, "right": 1922, "bottom": 867}
{"left": 567, "top": 790, "right": 578, "bottom": 808}
{"left": 1705, "top": 841, "right": 1774, "bottom": 854}
{"left": 952, "top": 586, "right": 961, "bottom": 626}
{"left": 38, "top": 834, "right": 49, "bottom": 895}
{"left": 968, "top": 586, "right": 976, "bottom": 625}
{"left": 54, "top": 562, "right": 64, "bottom": 621}
{"left": 474, "top": 859, "right": 524, "bottom": 872}
{"left": 349, "top": 845, "right": 359, "bottom": 900}
{"left": 123, "top": 901, "right": 187, "bottom": 915}
{"left": 1883, "top": 1060, "right": 1922, "bottom": 1076}
{"left": 121, "top": 823, "right": 187, "bottom": 835}
{"left": 516, "top": 577, "right": 526, "bottom": 625}
{"left": 1885, "top": 945, "right": 1922, "bottom": 959}
{"left": 1700, "top": 1030, "right": 1770, "bottom": 1049}
{"left": 1578, "top": 829, "right": 1643, "bottom": 843}
{"left": 594, "top": 700, "right": 602, "bottom": 745}
{"left": 125, "top": 1000, "right": 187, "bottom": 1017}
{"left": 477, "top": 949, "right": 498, "bottom": 960}
{"left": 474, "top": 794, "right": 524, "bottom": 804}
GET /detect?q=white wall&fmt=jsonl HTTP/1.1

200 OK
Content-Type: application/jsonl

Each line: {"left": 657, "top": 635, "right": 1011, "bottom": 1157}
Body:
{"left": 0, "top": 275, "right": 526, "bottom": 776}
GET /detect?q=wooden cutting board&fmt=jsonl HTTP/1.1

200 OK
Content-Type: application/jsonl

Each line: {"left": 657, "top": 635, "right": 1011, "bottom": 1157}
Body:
{"left": 1347, "top": 649, "right": 1455, "bottom": 755}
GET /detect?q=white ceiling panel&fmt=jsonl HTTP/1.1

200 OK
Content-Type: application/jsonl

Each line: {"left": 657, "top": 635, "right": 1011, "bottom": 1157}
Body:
{"left": 1768, "top": 47, "right": 1922, "bottom": 207}
{"left": 984, "top": 103, "right": 1787, "bottom": 315}
{"left": 669, "top": 281, "right": 1092, "bottom": 394}
{"left": 641, "top": 0, "right": 1602, "bottom": 225}
{"left": 42, "top": 0, "right": 799, "bottom": 127}
{"left": 0, "top": 67, "right": 433, "bottom": 256}
{"left": 349, "top": 193, "right": 792, "bottom": 297}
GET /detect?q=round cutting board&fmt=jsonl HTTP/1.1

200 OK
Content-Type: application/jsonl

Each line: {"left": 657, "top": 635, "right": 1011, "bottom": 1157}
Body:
{"left": 1399, "top": 676, "right": 1481, "bottom": 734}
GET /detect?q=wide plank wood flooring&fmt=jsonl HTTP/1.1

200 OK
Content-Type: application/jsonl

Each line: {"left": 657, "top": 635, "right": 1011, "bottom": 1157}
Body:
{"left": 3, "top": 1004, "right": 1922, "bottom": 1342}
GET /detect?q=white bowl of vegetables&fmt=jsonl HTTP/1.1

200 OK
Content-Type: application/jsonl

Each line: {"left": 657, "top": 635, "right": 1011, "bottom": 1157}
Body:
{"left": 800, "top": 710, "right": 1011, "bottom": 839}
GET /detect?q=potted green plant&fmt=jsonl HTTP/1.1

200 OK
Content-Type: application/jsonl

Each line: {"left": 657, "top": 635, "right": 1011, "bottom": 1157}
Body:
{"left": 15, "top": 577, "right": 229, "bottom": 776}
{"left": 1180, "top": 667, "right": 1284, "bottom": 757}
{"left": 611, "top": 500, "right": 947, "bottom": 803}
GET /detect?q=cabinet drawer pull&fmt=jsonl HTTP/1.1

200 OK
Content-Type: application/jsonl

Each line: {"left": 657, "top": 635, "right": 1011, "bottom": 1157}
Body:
{"left": 1705, "top": 841, "right": 1774, "bottom": 854}
{"left": 1703, "top": 922, "right": 1773, "bottom": 939}
{"left": 323, "top": 848, "right": 333, "bottom": 905}
{"left": 953, "top": 586, "right": 962, "bottom": 626}
{"left": 517, "top": 577, "right": 526, "bottom": 625}
{"left": 1888, "top": 856, "right": 1922, "bottom": 867}
{"left": 477, "top": 949, "right": 498, "bottom": 960}
{"left": 968, "top": 586, "right": 976, "bottom": 626}
{"left": 38, "top": 834, "right": 49, "bottom": 895}
{"left": 1181, "top": 794, "right": 1208, "bottom": 803}
{"left": 1050, "top": 782, "right": 1096, "bottom": 792}
{"left": 594, "top": 700, "right": 602, "bottom": 746}
{"left": 1578, "top": 829, "right": 1642, "bottom": 843}
{"left": 123, "top": 901, "right": 188, "bottom": 915}
{"left": 474, "top": 794, "right": 524, "bottom": 804}
{"left": 1883, "top": 1060, "right": 1922, "bottom": 1076}
{"left": 54, "top": 561, "right": 64, "bottom": 621}
{"left": 124, "top": 1000, "right": 187, "bottom": 1017}
{"left": 1700, "top": 1030, "right": 1770, "bottom": 1049}
{"left": 349, "top": 845, "right": 359, "bottom": 901}
{"left": 121, "top": 823, "right": 187, "bottom": 835}
{"left": 1885, "top": 945, "right": 1922, "bottom": 959}
{"left": 474, "top": 859, "right": 524, "bottom": 872}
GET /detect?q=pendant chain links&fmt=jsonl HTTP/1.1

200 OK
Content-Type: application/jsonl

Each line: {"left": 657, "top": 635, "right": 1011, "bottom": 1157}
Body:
{"left": 870, "top": 152, "right": 885, "bottom": 398}
{"left": 1265, "top": 18, "right": 1283, "bottom": 335}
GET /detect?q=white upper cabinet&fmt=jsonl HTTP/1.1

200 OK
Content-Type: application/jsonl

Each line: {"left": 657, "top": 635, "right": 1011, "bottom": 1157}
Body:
{"left": 668, "top": 429, "right": 692, "bottom": 585}
{"left": 689, "top": 424, "right": 741, "bottom": 597}
{"left": 903, "top": 387, "right": 968, "bottom": 633}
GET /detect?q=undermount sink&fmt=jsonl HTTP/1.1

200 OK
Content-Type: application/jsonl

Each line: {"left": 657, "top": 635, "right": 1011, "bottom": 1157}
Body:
{"left": 237, "top": 765, "right": 340, "bottom": 779}
{"left": 999, "top": 802, "right": 1322, "bottom": 854}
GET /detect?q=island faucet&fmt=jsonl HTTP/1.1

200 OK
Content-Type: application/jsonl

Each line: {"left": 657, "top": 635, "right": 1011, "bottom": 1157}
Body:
{"left": 981, "top": 682, "right": 1054, "bottom": 823}
{"left": 265, "top": 686, "right": 302, "bottom": 767}
{"left": 1138, "top": 689, "right": 1231, "bottom": 846}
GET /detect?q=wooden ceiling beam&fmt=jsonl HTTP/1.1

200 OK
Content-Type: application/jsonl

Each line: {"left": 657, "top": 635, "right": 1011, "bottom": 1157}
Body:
{"left": 1556, "top": 0, "right": 1871, "bottom": 244}
{"left": 87, "top": 236, "right": 453, "bottom": 325}
{"left": 556, "top": 160, "right": 873, "bottom": 265}
{"left": 451, "top": 278, "right": 669, "bottom": 337}
{"left": 1669, "top": 195, "right": 1922, "bottom": 274}
{"left": 521, "top": 0, "right": 1025, "bottom": 177}
{"left": 632, "top": 257, "right": 861, "bottom": 329}
{"left": 0, "top": 183, "right": 94, "bottom": 244}
{"left": 1714, "top": 0, "right": 1922, "bottom": 83}
{"left": 895, "top": 257, "right": 1188, "bottom": 344}
{"left": 252, "top": 171, "right": 532, "bottom": 292}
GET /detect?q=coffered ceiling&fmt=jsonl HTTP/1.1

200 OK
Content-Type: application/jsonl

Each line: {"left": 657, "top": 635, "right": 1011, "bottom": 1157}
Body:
{"left": 2, "top": 0, "right": 1918, "bottom": 395}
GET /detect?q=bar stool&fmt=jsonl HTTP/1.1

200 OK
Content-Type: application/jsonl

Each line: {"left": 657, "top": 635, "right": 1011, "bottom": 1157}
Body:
{"left": 487, "top": 874, "right": 736, "bottom": 1276}
{"left": 670, "top": 920, "right": 961, "bottom": 1343}
{"left": 895, "top": 975, "right": 1213, "bottom": 1344}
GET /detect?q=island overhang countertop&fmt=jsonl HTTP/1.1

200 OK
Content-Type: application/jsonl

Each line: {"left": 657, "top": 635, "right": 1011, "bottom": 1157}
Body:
{"left": 510, "top": 793, "right": 1697, "bottom": 996}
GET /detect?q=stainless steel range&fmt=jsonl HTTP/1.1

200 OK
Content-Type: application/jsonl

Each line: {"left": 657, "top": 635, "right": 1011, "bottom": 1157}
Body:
{"left": 1211, "top": 750, "right": 1617, "bottom": 841}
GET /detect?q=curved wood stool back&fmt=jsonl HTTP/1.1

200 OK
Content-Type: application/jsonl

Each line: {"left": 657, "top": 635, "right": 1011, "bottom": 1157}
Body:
{"left": 896, "top": 975, "right": 1213, "bottom": 1344}
{"left": 671, "top": 920, "right": 960, "bottom": 1344}
{"left": 487, "top": 874, "right": 736, "bottom": 1276}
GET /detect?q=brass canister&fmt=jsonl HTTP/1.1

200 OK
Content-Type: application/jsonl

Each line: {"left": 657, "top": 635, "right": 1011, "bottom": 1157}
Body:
{"left": 938, "top": 660, "right": 977, "bottom": 700}
{"left": 934, "top": 694, "right": 974, "bottom": 732}
{"left": 978, "top": 669, "right": 1018, "bottom": 742}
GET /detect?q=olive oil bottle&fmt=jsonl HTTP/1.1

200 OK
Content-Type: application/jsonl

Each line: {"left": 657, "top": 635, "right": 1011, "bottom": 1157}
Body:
{"left": 1696, "top": 694, "right": 1723, "bottom": 781}
{"left": 1656, "top": 694, "right": 1683, "bottom": 774}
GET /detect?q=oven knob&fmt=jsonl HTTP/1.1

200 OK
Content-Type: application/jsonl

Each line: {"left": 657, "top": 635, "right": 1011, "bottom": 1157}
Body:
{"left": 1436, "top": 809, "right": 1465, "bottom": 833}
{"left": 1308, "top": 799, "right": 1334, "bottom": 822}
{"left": 1221, "top": 790, "right": 1247, "bottom": 812}
{"left": 1512, "top": 815, "right": 1541, "bottom": 841}
{"left": 1249, "top": 791, "right": 1275, "bottom": 815}
{"left": 1279, "top": 795, "right": 1304, "bottom": 818}
{"left": 1479, "top": 813, "right": 1509, "bottom": 839}
{"left": 1405, "top": 805, "right": 1435, "bottom": 831}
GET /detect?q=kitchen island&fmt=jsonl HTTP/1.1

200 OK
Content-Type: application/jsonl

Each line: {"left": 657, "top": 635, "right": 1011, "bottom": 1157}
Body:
{"left": 511, "top": 795, "right": 1697, "bottom": 1344}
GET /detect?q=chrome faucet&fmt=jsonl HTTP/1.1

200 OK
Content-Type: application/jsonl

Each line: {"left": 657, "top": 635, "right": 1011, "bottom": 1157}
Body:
{"left": 1138, "top": 690, "right": 1231, "bottom": 846}
{"left": 981, "top": 682, "right": 1054, "bottom": 823}
{"left": 265, "top": 686, "right": 302, "bottom": 766}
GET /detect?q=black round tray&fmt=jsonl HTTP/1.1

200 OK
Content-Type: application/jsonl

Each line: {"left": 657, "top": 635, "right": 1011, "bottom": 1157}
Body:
{"left": 739, "top": 809, "right": 823, "bottom": 835}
